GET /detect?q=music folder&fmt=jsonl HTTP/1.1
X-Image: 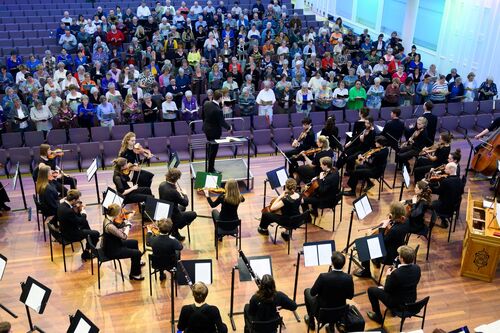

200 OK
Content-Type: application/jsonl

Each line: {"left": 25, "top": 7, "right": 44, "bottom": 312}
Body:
{"left": 0, "top": 253, "right": 6, "bottom": 280}
{"left": 20, "top": 276, "right": 52, "bottom": 314}
{"left": 168, "top": 151, "right": 180, "bottom": 169}
{"left": 67, "top": 310, "right": 99, "bottom": 333}
{"left": 176, "top": 259, "right": 213, "bottom": 285}
{"left": 303, "top": 240, "right": 335, "bottom": 267}
{"left": 238, "top": 255, "right": 272, "bottom": 282}
{"left": 354, "top": 234, "right": 387, "bottom": 262}
{"left": 102, "top": 187, "right": 124, "bottom": 209}
{"left": 145, "top": 197, "right": 173, "bottom": 221}
{"left": 194, "top": 172, "right": 222, "bottom": 189}
{"left": 402, "top": 165, "right": 410, "bottom": 189}
{"left": 86, "top": 158, "right": 98, "bottom": 182}
{"left": 266, "top": 167, "right": 288, "bottom": 189}
{"left": 353, "top": 194, "right": 372, "bottom": 220}
{"left": 12, "top": 162, "right": 20, "bottom": 191}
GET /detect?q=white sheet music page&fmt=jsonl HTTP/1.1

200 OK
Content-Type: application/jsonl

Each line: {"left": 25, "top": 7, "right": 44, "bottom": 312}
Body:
{"left": 403, "top": 165, "right": 410, "bottom": 188}
{"left": 249, "top": 258, "right": 271, "bottom": 280}
{"left": 154, "top": 202, "right": 170, "bottom": 220}
{"left": 113, "top": 194, "right": 124, "bottom": 207}
{"left": 0, "top": 258, "right": 6, "bottom": 280}
{"left": 86, "top": 158, "right": 98, "bottom": 182}
{"left": 303, "top": 245, "right": 318, "bottom": 267}
{"left": 102, "top": 191, "right": 115, "bottom": 209}
{"left": 367, "top": 237, "right": 383, "bottom": 259}
{"left": 25, "top": 283, "right": 45, "bottom": 313}
{"left": 354, "top": 198, "right": 367, "bottom": 220}
{"left": 205, "top": 175, "right": 219, "bottom": 188}
{"left": 276, "top": 169, "right": 288, "bottom": 186}
{"left": 74, "top": 319, "right": 92, "bottom": 333}
{"left": 195, "top": 262, "right": 212, "bottom": 284}
{"left": 317, "top": 243, "right": 333, "bottom": 265}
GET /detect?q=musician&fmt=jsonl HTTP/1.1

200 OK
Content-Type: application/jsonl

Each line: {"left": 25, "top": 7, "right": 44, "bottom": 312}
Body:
{"left": 336, "top": 115, "right": 376, "bottom": 172}
{"left": 146, "top": 218, "right": 183, "bottom": 281}
{"left": 0, "top": 321, "right": 11, "bottom": 333}
{"left": 397, "top": 116, "right": 429, "bottom": 170}
{"left": 35, "top": 164, "right": 60, "bottom": 225}
{"left": 353, "top": 201, "right": 409, "bottom": 278}
{"left": 202, "top": 89, "right": 232, "bottom": 173}
{"left": 119, "top": 132, "right": 154, "bottom": 189}
{"left": 431, "top": 162, "right": 464, "bottom": 228}
{"left": 303, "top": 251, "right": 354, "bottom": 330}
{"left": 102, "top": 203, "right": 144, "bottom": 281}
{"left": 244, "top": 274, "right": 297, "bottom": 333}
{"left": 319, "top": 116, "right": 341, "bottom": 151}
{"left": 206, "top": 179, "right": 245, "bottom": 236}
{"left": 0, "top": 181, "right": 10, "bottom": 213}
{"left": 112, "top": 157, "right": 154, "bottom": 204}
{"left": 351, "top": 107, "right": 371, "bottom": 141}
{"left": 381, "top": 108, "right": 404, "bottom": 150}
{"left": 422, "top": 101, "right": 438, "bottom": 144}
{"left": 285, "top": 117, "right": 316, "bottom": 175}
{"left": 177, "top": 282, "right": 228, "bottom": 333}
{"left": 294, "top": 136, "right": 333, "bottom": 185}
{"left": 343, "top": 136, "right": 388, "bottom": 197}
{"left": 366, "top": 245, "right": 421, "bottom": 324}
{"left": 474, "top": 116, "right": 500, "bottom": 141}
{"left": 448, "top": 149, "right": 462, "bottom": 176}
{"left": 413, "top": 132, "right": 452, "bottom": 183}
{"left": 38, "top": 144, "right": 77, "bottom": 192}
{"left": 403, "top": 180, "right": 432, "bottom": 234}
{"left": 57, "top": 189, "right": 100, "bottom": 260}
{"left": 301, "top": 157, "right": 339, "bottom": 218}
{"left": 257, "top": 178, "right": 302, "bottom": 242}
{"left": 158, "top": 168, "right": 197, "bottom": 241}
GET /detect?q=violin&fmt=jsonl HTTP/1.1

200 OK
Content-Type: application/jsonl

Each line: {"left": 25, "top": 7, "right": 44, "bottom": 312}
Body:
{"left": 425, "top": 164, "right": 447, "bottom": 182}
{"left": 73, "top": 200, "right": 85, "bottom": 214}
{"left": 114, "top": 208, "right": 135, "bottom": 223}
{"left": 356, "top": 147, "right": 382, "bottom": 165}
{"left": 371, "top": 219, "right": 395, "bottom": 236}
{"left": 48, "top": 148, "right": 67, "bottom": 159}
{"left": 133, "top": 143, "right": 159, "bottom": 161}
{"left": 198, "top": 187, "right": 226, "bottom": 194}
{"left": 122, "top": 162, "right": 138, "bottom": 175}
{"left": 292, "top": 147, "right": 321, "bottom": 159}
{"left": 401, "top": 127, "right": 423, "bottom": 148}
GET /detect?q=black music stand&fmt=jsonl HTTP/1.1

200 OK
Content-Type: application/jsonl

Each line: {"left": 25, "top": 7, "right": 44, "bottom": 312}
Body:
{"left": 86, "top": 158, "right": 101, "bottom": 206}
{"left": 263, "top": 167, "right": 288, "bottom": 208}
{"left": 67, "top": 309, "right": 99, "bottom": 333}
{"left": 141, "top": 197, "right": 174, "bottom": 252}
{"left": 399, "top": 165, "right": 411, "bottom": 201}
{"left": 464, "top": 136, "right": 474, "bottom": 178}
{"left": 12, "top": 162, "right": 28, "bottom": 211}
{"left": 347, "top": 234, "right": 387, "bottom": 285}
{"left": 190, "top": 171, "right": 222, "bottom": 219}
{"left": 167, "top": 151, "right": 180, "bottom": 170}
{"left": 20, "top": 276, "right": 52, "bottom": 333}
{"left": 101, "top": 187, "right": 124, "bottom": 214}
{"left": 0, "top": 254, "right": 17, "bottom": 318}
{"left": 343, "top": 194, "right": 373, "bottom": 252}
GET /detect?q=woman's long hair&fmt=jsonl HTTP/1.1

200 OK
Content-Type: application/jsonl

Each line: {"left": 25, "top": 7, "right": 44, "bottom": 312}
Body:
{"left": 113, "top": 157, "right": 127, "bottom": 173}
{"left": 224, "top": 179, "right": 241, "bottom": 206}
{"left": 119, "top": 132, "right": 135, "bottom": 156}
{"left": 35, "top": 164, "right": 51, "bottom": 194}
{"left": 255, "top": 274, "right": 277, "bottom": 302}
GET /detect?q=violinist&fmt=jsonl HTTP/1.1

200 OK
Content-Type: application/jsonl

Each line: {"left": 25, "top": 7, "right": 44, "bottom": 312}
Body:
{"left": 158, "top": 168, "right": 197, "bottom": 242}
{"left": 431, "top": 162, "right": 464, "bottom": 229}
{"left": 337, "top": 115, "right": 376, "bottom": 172}
{"left": 381, "top": 108, "right": 404, "bottom": 151}
{"left": 422, "top": 101, "right": 438, "bottom": 144}
{"left": 102, "top": 203, "right": 144, "bottom": 281}
{"left": 353, "top": 201, "right": 409, "bottom": 279}
{"left": 413, "top": 132, "right": 451, "bottom": 183}
{"left": 57, "top": 189, "right": 100, "bottom": 261}
{"left": 397, "top": 116, "right": 429, "bottom": 170}
{"left": 403, "top": 180, "right": 432, "bottom": 235}
{"left": 112, "top": 157, "right": 154, "bottom": 204}
{"left": 35, "top": 164, "right": 60, "bottom": 226}
{"left": 118, "top": 132, "right": 154, "bottom": 189}
{"left": 294, "top": 135, "right": 334, "bottom": 185}
{"left": 38, "top": 144, "right": 77, "bottom": 193}
{"left": 285, "top": 117, "right": 316, "bottom": 175}
{"left": 319, "top": 116, "right": 341, "bottom": 151}
{"left": 343, "top": 136, "right": 389, "bottom": 196}
{"left": 301, "top": 157, "right": 339, "bottom": 219}
{"left": 257, "top": 178, "right": 302, "bottom": 242}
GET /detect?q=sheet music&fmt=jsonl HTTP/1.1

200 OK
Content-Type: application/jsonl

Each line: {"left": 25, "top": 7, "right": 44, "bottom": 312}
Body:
{"left": 346, "top": 131, "right": 353, "bottom": 138}
{"left": 194, "top": 262, "right": 212, "bottom": 284}
{"left": 205, "top": 175, "right": 219, "bottom": 189}
{"left": 25, "top": 283, "right": 45, "bottom": 313}
{"left": 249, "top": 258, "right": 272, "bottom": 280}
{"left": 86, "top": 158, "right": 98, "bottom": 182}
{"left": 367, "top": 237, "right": 383, "bottom": 259}
{"left": 354, "top": 196, "right": 372, "bottom": 220}
{"left": 215, "top": 138, "right": 231, "bottom": 143}
{"left": 12, "top": 164, "right": 19, "bottom": 191}
{"left": 0, "top": 257, "right": 6, "bottom": 280}
{"left": 476, "top": 320, "right": 500, "bottom": 333}
{"left": 113, "top": 194, "right": 124, "bottom": 207}
{"left": 74, "top": 319, "right": 92, "bottom": 333}
{"left": 154, "top": 202, "right": 170, "bottom": 220}
{"left": 402, "top": 165, "right": 410, "bottom": 188}
{"left": 303, "top": 245, "right": 318, "bottom": 267}
{"left": 169, "top": 156, "right": 178, "bottom": 169}
{"left": 276, "top": 169, "right": 288, "bottom": 186}
{"left": 317, "top": 243, "right": 333, "bottom": 265}
{"left": 102, "top": 191, "right": 115, "bottom": 209}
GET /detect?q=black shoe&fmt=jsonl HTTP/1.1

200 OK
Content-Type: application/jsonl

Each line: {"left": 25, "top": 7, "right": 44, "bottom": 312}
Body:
{"left": 81, "top": 251, "right": 93, "bottom": 260}
{"left": 257, "top": 227, "right": 269, "bottom": 235}
{"left": 159, "top": 273, "right": 167, "bottom": 281}
{"left": 129, "top": 275, "right": 145, "bottom": 281}
{"left": 281, "top": 231, "right": 290, "bottom": 241}
{"left": 437, "top": 219, "right": 449, "bottom": 229}
{"left": 364, "top": 181, "right": 375, "bottom": 191}
{"left": 367, "top": 311, "right": 383, "bottom": 324}
{"left": 140, "top": 261, "right": 146, "bottom": 267}
{"left": 0, "top": 204, "right": 11, "bottom": 211}
{"left": 304, "top": 315, "right": 315, "bottom": 330}
{"left": 172, "top": 231, "right": 186, "bottom": 241}
{"left": 353, "top": 269, "right": 371, "bottom": 278}
{"left": 342, "top": 190, "right": 355, "bottom": 197}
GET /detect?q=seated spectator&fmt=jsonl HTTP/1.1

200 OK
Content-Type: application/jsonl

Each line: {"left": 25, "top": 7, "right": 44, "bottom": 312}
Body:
{"left": 478, "top": 76, "right": 497, "bottom": 101}
{"left": 59, "top": 28, "right": 78, "bottom": 54}
{"left": 97, "top": 96, "right": 116, "bottom": 127}
{"left": 162, "top": 92, "right": 178, "bottom": 121}
{"left": 30, "top": 100, "right": 53, "bottom": 135}
{"left": 448, "top": 77, "right": 465, "bottom": 102}
{"left": 181, "top": 90, "right": 199, "bottom": 122}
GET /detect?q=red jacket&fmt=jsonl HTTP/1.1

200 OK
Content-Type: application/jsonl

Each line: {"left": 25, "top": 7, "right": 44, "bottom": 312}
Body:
{"left": 106, "top": 30, "right": 125, "bottom": 48}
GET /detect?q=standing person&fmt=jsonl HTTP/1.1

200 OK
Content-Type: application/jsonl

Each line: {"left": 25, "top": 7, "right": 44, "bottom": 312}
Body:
{"left": 119, "top": 132, "right": 154, "bottom": 189}
{"left": 158, "top": 168, "right": 197, "bottom": 241}
{"left": 96, "top": 95, "right": 116, "bottom": 127}
{"left": 303, "top": 251, "right": 354, "bottom": 330}
{"left": 76, "top": 95, "right": 95, "bottom": 129}
{"left": 30, "top": 100, "right": 53, "bottom": 136}
{"left": 422, "top": 101, "right": 437, "bottom": 144}
{"left": 256, "top": 80, "right": 276, "bottom": 122}
{"left": 347, "top": 80, "right": 366, "bottom": 110}
{"left": 202, "top": 90, "right": 232, "bottom": 173}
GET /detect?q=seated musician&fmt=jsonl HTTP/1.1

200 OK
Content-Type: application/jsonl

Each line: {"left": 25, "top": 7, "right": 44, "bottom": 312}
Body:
{"left": 35, "top": 164, "right": 60, "bottom": 225}
{"left": 244, "top": 274, "right": 297, "bottom": 333}
{"left": 303, "top": 251, "right": 354, "bottom": 330}
{"left": 351, "top": 107, "right": 371, "bottom": 140}
{"left": 474, "top": 116, "right": 499, "bottom": 142}
{"left": 0, "top": 180, "right": 10, "bottom": 214}
{"left": 319, "top": 116, "right": 341, "bottom": 151}
{"left": 294, "top": 135, "right": 334, "bottom": 185}
{"left": 366, "top": 245, "right": 421, "bottom": 324}
{"left": 431, "top": 162, "right": 464, "bottom": 228}
{"left": 57, "top": 189, "right": 100, "bottom": 260}
{"left": 336, "top": 115, "right": 376, "bottom": 172}
{"left": 112, "top": 157, "right": 154, "bottom": 204}
{"left": 103, "top": 203, "right": 144, "bottom": 281}
{"left": 397, "top": 116, "right": 429, "bottom": 170}
{"left": 177, "top": 282, "right": 228, "bottom": 333}
{"left": 119, "top": 132, "right": 154, "bottom": 189}
{"left": 257, "top": 178, "right": 302, "bottom": 242}
{"left": 301, "top": 156, "right": 340, "bottom": 218}
{"left": 403, "top": 180, "right": 432, "bottom": 235}
{"left": 354, "top": 201, "right": 409, "bottom": 278}
{"left": 38, "top": 143, "right": 77, "bottom": 194}
{"left": 285, "top": 117, "right": 316, "bottom": 176}
{"left": 146, "top": 218, "right": 183, "bottom": 281}
{"left": 413, "top": 132, "right": 452, "bottom": 183}
{"left": 158, "top": 168, "right": 197, "bottom": 242}
{"left": 343, "top": 136, "right": 389, "bottom": 196}
{"left": 381, "top": 108, "right": 404, "bottom": 151}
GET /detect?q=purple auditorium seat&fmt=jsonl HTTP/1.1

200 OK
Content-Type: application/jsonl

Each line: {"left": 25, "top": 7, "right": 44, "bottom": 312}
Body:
{"left": 404, "top": 119, "right": 414, "bottom": 130}
{"left": 23, "top": 131, "right": 45, "bottom": 148}
{"left": 327, "top": 110, "right": 344, "bottom": 124}
{"left": 190, "top": 134, "right": 208, "bottom": 160}
{"left": 146, "top": 137, "right": 169, "bottom": 162}
{"left": 412, "top": 104, "right": 424, "bottom": 117}
{"left": 292, "top": 126, "right": 304, "bottom": 140}
{"left": 379, "top": 107, "right": 393, "bottom": 121}
{"left": 154, "top": 121, "right": 172, "bottom": 138}
{"left": 374, "top": 120, "right": 386, "bottom": 132}
{"left": 439, "top": 116, "right": 461, "bottom": 137}
{"left": 368, "top": 108, "right": 380, "bottom": 120}
{"left": 253, "top": 115, "right": 270, "bottom": 130}
{"left": 476, "top": 114, "right": 493, "bottom": 130}
{"left": 446, "top": 102, "right": 462, "bottom": 116}
{"left": 1, "top": 132, "right": 23, "bottom": 149}
{"left": 252, "top": 129, "right": 275, "bottom": 155}
{"left": 457, "top": 115, "right": 476, "bottom": 136}
{"left": 337, "top": 123, "right": 349, "bottom": 141}
{"left": 0, "top": 149, "right": 7, "bottom": 176}
{"left": 290, "top": 113, "right": 305, "bottom": 127}
{"left": 102, "top": 140, "right": 122, "bottom": 168}
{"left": 173, "top": 121, "right": 190, "bottom": 136}
{"left": 479, "top": 100, "right": 494, "bottom": 114}
{"left": 0, "top": 39, "right": 13, "bottom": 48}
{"left": 46, "top": 129, "right": 67, "bottom": 146}
{"left": 272, "top": 127, "right": 293, "bottom": 152}
{"left": 68, "top": 127, "right": 90, "bottom": 144}
{"left": 91, "top": 126, "right": 111, "bottom": 142}
{"left": 192, "top": 121, "right": 203, "bottom": 134}
{"left": 79, "top": 142, "right": 101, "bottom": 170}
{"left": 7, "top": 147, "right": 32, "bottom": 174}
{"left": 432, "top": 103, "right": 446, "bottom": 117}
{"left": 61, "top": 144, "right": 79, "bottom": 171}
{"left": 400, "top": 105, "right": 413, "bottom": 119}
{"left": 168, "top": 135, "right": 190, "bottom": 161}
{"left": 310, "top": 112, "right": 325, "bottom": 127}
{"left": 272, "top": 114, "right": 290, "bottom": 129}
{"left": 345, "top": 109, "right": 360, "bottom": 123}
{"left": 0, "top": 32, "right": 9, "bottom": 39}
{"left": 110, "top": 124, "right": 132, "bottom": 141}
{"left": 133, "top": 123, "right": 153, "bottom": 139}
{"left": 232, "top": 117, "right": 251, "bottom": 131}
{"left": 463, "top": 101, "right": 479, "bottom": 115}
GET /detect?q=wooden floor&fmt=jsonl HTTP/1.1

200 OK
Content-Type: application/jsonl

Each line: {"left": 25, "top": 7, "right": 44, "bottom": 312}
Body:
{"left": 0, "top": 140, "right": 499, "bottom": 333}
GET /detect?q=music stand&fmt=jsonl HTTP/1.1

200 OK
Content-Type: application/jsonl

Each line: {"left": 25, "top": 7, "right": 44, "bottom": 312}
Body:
{"left": 399, "top": 165, "right": 411, "bottom": 201}
{"left": 12, "top": 162, "right": 28, "bottom": 211}
{"left": 20, "top": 276, "right": 52, "bottom": 332}
{"left": 167, "top": 151, "right": 180, "bottom": 170}
{"left": 464, "top": 136, "right": 474, "bottom": 178}
{"left": 275, "top": 145, "right": 292, "bottom": 168}
{"left": 347, "top": 234, "right": 387, "bottom": 285}
{"left": 263, "top": 167, "right": 288, "bottom": 208}
{"left": 101, "top": 187, "right": 124, "bottom": 214}
{"left": 343, "top": 194, "right": 373, "bottom": 252}
{"left": 142, "top": 197, "right": 174, "bottom": 252}
{"left": 86, "top": 158, "right": 101, "bottom": 206}
{"left": 190, "top": 172, "right": 222, "bottom": 218}
{"left": 0, "top": 254, "right": 17, "bottom": 318}
{"left": 67, "top": 309, "right": 99, "bottom": 333}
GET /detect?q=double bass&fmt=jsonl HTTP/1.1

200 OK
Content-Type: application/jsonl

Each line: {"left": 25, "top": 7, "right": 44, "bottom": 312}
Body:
{"left": 471, "top": 128, "right": 500, "bottom": 176}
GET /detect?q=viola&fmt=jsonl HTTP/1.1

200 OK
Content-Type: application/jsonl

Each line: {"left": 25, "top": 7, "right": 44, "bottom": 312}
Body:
{"left": 114, "top": 208, "right": 135, "bottom": 224}
{"left": 356, "top": 147, "right": 382, "bottom": 165}
{"left": 292, "top": 147, "right": 321, "bottom": 159}
{"left": 372, "top": 219, "right": 395, "bottom": 236}
{"left": 133, "top": 143, "right": 160, "bottom": 160}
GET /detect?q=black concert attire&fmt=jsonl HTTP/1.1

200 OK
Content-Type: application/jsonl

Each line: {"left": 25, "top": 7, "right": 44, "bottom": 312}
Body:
{"left": 38, "top": 182, "right": 60, "bottom": 223}
{"left": 103, "top": 219, "right": 142, "bottom": 277}
{"left": 337, "top": 128, "right": 375, "bottom": 171}
{"left": 259, "top": 194, "right": 302, "bottom": 229}
{"left": 422, "top": 111, "right": 438, "bottom": 144}
{"left": 0, "top": 182, "right": 10, "bottom": 210}
{"left": 301, "top": 169, "right": 340, "bottom": 214}
{"left": 285, "top": 128, "right": 316, "bottom": 175}
{"left": 405, "top": 199, "right": 430, "bottom": 234}
{"left": 474, "top": 117, "right": 500, "bottom": 152}
{"left": 431, "top": 175, "right": 464, "bottom": 216}
{"left": 146, "top": 230, "right": 183, "bottom": 278}
{"left": 381, "top": 118, "right": 404, "bottom": 150}
{"left": 177, "top": 303, "right": 228, "bottom": 333}
{"left": 207, "top": 194, "right": 245, "bottom": 222}
{"left": 320, "top": 126, "right": 341, "bottom": 151}
{"left": 158, "top": 181, "right": 197, "bottom": 232}
{"left": 119, "top": 148, "right": 154, "bottom": 189}
{"left": 347, "top": 147, "right": 389, "bottom": 191}
{"left": 202, "top": 100, "right": 231, "bottom": 173}
{"left": 295, "top": 149, "right": 334, "bottom": 185}
{"left": 39, "top": 156, "right": 78, "bottom": 194}
{"left": 304, "top": 269, "right": 354, "bottom": 326}
{"left": 397, "top": 127, "right": 429, "bottom": 169}
{"left": 413, "top": 145, "right": 450, "bottom": 182}
{"left": 112, "top": 170, "right": 153, "bottom": 204}
{"left": 244, "top": 291, "right": 297, "bottom": 333}
{"left": 141, "top": 101, "right": 159, "bottom": 123}
{"left": 368, "top": 263, "right": 421, "bottom": 317}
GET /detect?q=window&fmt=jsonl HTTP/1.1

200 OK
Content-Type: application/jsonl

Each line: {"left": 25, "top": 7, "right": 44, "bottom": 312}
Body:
{"left": 413, "top": 0, "right": 446, "bottom": 51}
{"left": 381, "top": 0, "right": 406, "bottom": 35}
{"left": 336, "top": 0, "right": 354, "bottom": 20}
{"left": 356, "top": 0, "right": 380, "bottom": 29}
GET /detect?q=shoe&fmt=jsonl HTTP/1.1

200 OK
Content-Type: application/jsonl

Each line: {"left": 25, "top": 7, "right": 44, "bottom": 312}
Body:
{"left": 437, "top": 219, "right": 449, "bottom": 229}
{"left": 257, "top": 227, "right": 269, "bottom": 235}
{"left": 129, "top": 275, "right": 145, "bottom": 281}
{"left": 0, "top": 204, "right": 11, "bottom": 211}
{"left": 342, "top": 190, "right": 355, "bottom": 197}
{"left": 311, "top": 209, "right": 318, "bottom": 217}
{"left": 159, "top": 273, "right": 167, "bottom": 281}
{"left": 304, "top": 315, "right": 315, "bottom": 330}
{"left": 367, "top": 311, "right": 383, "bottom": 324}
{"left": 364, "top": 181, "right": 375, "bottom": 191}
{"left": 81, "top": 251, "right": 93, "bottom": 260}
{"left": 217, "top": 236, "right": 223, "bottom": 242}
{"left": 140, "top": 261, "right": 146, "bottom": 267}
{"left": 353, "top": 269, "right": 371, "bottom": 278}
{"left": 281, "top": 231, "right": 290, "bottom": 241}
{"left": 172, "top": 231, "right": 186, "bottom": 241}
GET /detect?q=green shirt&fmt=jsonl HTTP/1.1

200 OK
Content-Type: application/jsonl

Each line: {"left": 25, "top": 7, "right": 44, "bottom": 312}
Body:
{"left": 347, "top": 86, "right": 367, "bottom": 110}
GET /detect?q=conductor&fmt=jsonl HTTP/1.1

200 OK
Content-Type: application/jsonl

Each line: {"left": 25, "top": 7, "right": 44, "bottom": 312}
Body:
{"left": 202, "top": 90, "right": 232, "bottom": 173}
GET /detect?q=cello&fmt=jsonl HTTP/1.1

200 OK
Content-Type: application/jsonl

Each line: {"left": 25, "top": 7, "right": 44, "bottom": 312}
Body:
{"left": 471, "top": 127, "right": 500, "bottom": 176}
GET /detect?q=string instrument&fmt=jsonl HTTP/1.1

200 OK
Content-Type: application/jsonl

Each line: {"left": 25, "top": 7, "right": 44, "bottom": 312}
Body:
{"left": 197, "top": 187, "right": 226, "bottom": 194}
{"left": 73, "top": 200, "right": 85, "bottom": 214}
{"left": 302, "top": 178, "right": 320, "bottom": 198}
{"left": 425, "top": 164, "right": 447, "bottom": 182}
{"left": 356, "top": 147, "right": 382, "bottom": 165}
{"left": 295, "top": 127, "right": 311, "bottom": 144}
{"left": 371, "top": 219, "right": 395, "bottom": 236}
{"left": 419, "top": 142, "right": 444, "bottom": 156}
{"left": 239, "top": 250, "right": 261, "bottom": 286}
{"left": 133, "top": 143, "right": 160, "bottom": 161}
{"left": 48, "top": 148, "right": 69, "bottom": 159}
{"left": 401, "top": 127, "right": 423, "bottom": 148}
{"left": 178, "top": 260, "right": 194, "bottom": 289}
{"left": 344, "top": 128, "right": 369, "bottom": 150}
{"left": 114, "top": 208, "right": 135, "bottom": 224}
{"left": 291, "top": 147, "right": 321, "bottom": 159}
{"left": 122, "top": 162, "right": 138, "bottom": 175}
{"left": 261, "top": 197, "right": 281, "bottom": 214}
{"left": 471, "top": 128, "right": 500, "bottom": 176}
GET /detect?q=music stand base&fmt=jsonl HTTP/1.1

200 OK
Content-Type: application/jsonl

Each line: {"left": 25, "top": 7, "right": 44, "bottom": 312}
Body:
{"left": 0, "top": 303, "right": 17, "bottom": 318}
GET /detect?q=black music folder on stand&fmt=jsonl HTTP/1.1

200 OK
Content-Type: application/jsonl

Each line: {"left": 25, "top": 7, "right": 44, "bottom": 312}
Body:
{"left": 303, "top": 240, "right": 335, "bottom": 267}
{"left": 102, "top": 187, "right": 124, "bottom": 210}
{"left": 0, "top": 254, "right": 17, "bottom": 318}
{"left": 144, "top": 197, "right": 173, "bottom": 221}
{"left": 266, "top": 167, "right": 288, "bottom": 190}
{"left": 354, "top": 234, "right": 387, "bottom": 262}
{"left": 67, "top": 310, "right": 99, "bottom": 333}
{"left": 20, "top": 276, "right": 52, "bottom": 332}
{"left": 237, "top": 255, "right": 273, "bottom": 282}
{"left": 176, "top": 259, "right": 213, "bottom": 286}
{"left": 167, "top": 151, "right": 180, "bottom": 170}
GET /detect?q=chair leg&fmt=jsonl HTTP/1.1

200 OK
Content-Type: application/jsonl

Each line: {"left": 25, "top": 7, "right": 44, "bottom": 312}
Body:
{"left": 36, "top": 212, "right": 41, "bottom": 231}
{"left": 71, "top": 243, "right": 75, "bottom": 252}
{"left": 273, "top": 225, "right": 278, "bottom": 245}
{"left": 287, "top": 229, "right": 291, "bottom": 255}
{"left": 113, "top": 260, "right": 117, "bottom": 269}
{"left": 400, "top": 317, "right": 406, "bottom": 332}
{"left": 90, "top": 255, "right": 94, "bottom": 275}
{"left": 447, "top": 218, "right": 452, "bottom": 243}
{"left": 187, "top": 225, "right": 191, "bottom": 242}
{"left": 117, "top": 260, "right": 125, "bottom": 282}
{"left": 332, "top": 207, "right": 335, "bottom": 232}
{"left": 62, "top": 244, "right": 67, "bottom": 272}
{"left": 215, "top": 232, "right": 219, "bottom": 260}
{"left": 426, "top": 226, "right": 432, "bottom": 261}
{"left": 149, "top": 261, "right": 152, "bottom": 297}
{"left": 377, "top": 265, "right": 386, "bottom": 285}
{"left": 42, "top": 217, "right": 46, "bottom": 242}
{"left": 305, "top": 222, "right": 308, "bottom": 243}
{"left": 97, "top": 263, "right": 101, "bottom": 290}
{"left": 49, "top": 236, "right": 54, "bottom": 262}
{"left": 238, "top": 227, "right": 242, "bottom": 251}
